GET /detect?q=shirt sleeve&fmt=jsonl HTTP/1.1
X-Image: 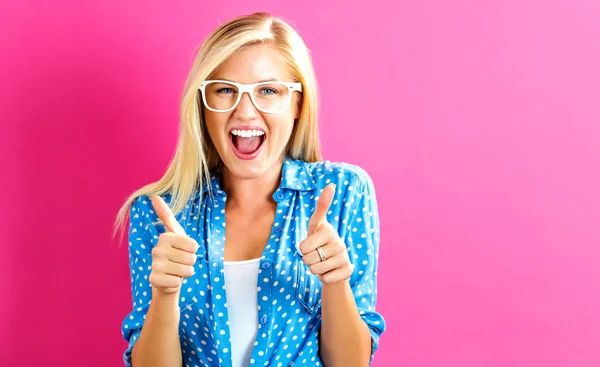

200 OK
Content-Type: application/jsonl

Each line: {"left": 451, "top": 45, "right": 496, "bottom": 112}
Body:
{"left": 120, "top": 195, "right": 158, "bottom": 367}
{"left": 344, "top": 170, "right": 387, "bottom": 365}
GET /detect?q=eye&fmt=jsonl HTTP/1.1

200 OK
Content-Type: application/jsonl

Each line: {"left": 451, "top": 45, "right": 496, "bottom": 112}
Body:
{"left": 259, "top": 87, "right": 278, "bottom": 95}
{"left": 216, "top": 87, "right": 235, "bottom": 94}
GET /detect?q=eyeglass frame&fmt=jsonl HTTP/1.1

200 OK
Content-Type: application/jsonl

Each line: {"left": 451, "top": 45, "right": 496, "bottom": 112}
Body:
{"left": 198, "top": 80, "right": 303, "bottom": 114}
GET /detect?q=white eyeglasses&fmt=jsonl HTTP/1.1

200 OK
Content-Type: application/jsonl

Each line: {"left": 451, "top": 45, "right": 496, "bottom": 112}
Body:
{"left": 198, "top": 80, "right": 303, "bottom": 114}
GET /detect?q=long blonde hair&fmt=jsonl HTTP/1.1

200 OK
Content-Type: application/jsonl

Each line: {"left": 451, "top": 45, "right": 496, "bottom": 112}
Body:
{"left": 112, "top": 12, "right": 322, "bottom": 245}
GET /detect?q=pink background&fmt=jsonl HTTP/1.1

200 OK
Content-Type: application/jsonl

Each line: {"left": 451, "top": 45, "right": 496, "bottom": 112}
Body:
{"left": 1, "top": 0, "right": 599, "bottom": 366}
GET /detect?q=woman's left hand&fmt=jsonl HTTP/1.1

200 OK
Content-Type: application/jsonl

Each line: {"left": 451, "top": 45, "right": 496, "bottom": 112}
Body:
{"left": 299, "top": 184, "right": 354, "bottom": 284}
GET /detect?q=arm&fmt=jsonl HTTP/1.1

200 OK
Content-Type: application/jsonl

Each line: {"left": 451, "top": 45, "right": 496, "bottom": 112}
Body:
{"left": 320, "top": 280, "right": 373, "bottom": 366}
{"left": 131, "top": 289, "right": 182, "bottom": 367}
{"left": 121, "top": 196, "right": 183, "bottom": 367}
{"left": 319, "top": 173, "right": 387, "bottom": 366}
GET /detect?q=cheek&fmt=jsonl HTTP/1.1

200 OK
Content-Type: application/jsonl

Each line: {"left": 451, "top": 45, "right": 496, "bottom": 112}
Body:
{"left": 204, "top": 113, "right": 229, "bottom": 141}
{"left": 267, "top": 121, "right": 295, "bottom": 151}
{"left": 267, "top": 116, "right": 295, "bottom": 141}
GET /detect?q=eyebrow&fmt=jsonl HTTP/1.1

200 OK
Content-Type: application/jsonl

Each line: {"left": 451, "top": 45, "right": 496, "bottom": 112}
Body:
{"left": 211, "top": 77, "right": 281, "bottom": 83}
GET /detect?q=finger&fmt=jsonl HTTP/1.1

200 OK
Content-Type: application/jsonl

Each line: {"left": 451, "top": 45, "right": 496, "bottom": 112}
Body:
{"left": 308, "top": 251, "right": 348, "bottom": 275}
{"left": 299, "top": 223, "right": 338, "bottom": 255}
{"left": 153, "top": 233, "right": 198, "bottom": 257}
{"left": 151, "top": 195, "right": 186, "bottom": 235}
{"left": 307, "top": 183, "right": 336, "bottom": 236}
{"left": 302, "top": 241, "right": 344, "bottom": 266}
{"left": 166, "top": 261, "right": 195, "bottom": 278}
{"left": 150, "top": 272, "right": 183, "bottom": 290}
{"left": 155, "top": 260, "right": 195, "bottom": 278}
{"left": 165, "top": 233, "right": 199, "bottom": 254}
{"left": 167, "top": 247, "right": 198, "bottom": 266}
{"left": 161, "top": 275, "right": 184, "bottom": 289}
{"left": 318, "top": 264, "right": 354, "bottom": 284}
{"left": 302, "top": 249, "right": 322, "bottom": 267}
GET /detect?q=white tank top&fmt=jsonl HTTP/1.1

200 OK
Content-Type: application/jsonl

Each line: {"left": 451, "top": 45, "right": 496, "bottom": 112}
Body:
{"left": 223, "top": 258, "right": 261, "bottom": 367}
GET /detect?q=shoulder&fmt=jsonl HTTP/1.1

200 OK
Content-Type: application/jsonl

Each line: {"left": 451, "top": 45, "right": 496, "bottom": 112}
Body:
{"left": 129, "top": 195, "right": 156, "bottom": 219}
{"left": 129, "top": 192, "right": 175, "bottom": 236}
{"left": 297, "top": 159, "right": 375, "bottom": 195}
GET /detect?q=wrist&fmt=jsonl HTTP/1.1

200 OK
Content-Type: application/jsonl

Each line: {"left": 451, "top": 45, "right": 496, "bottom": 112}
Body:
{"left": 321, "top": 277, "right": 351, "bottom": 293}
{"left": 152, "top": 287, "right": 181, "bottom": 305}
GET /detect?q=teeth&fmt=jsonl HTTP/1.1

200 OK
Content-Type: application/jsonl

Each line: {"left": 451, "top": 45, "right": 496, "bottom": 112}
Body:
{"left": 231, "top": 129, "right": 265, "bottom": 138}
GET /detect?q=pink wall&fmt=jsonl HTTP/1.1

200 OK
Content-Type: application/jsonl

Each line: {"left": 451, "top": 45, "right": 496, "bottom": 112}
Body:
{"left": 1, "top": 0, "right": 599, "bottom": 366}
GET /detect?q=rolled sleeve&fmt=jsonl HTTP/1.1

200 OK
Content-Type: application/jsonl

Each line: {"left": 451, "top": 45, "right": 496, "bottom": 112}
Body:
{"left": 121, "top": 195, "right": 157, "bottom": 367}
{"left": 344, "top": 170, "right": 387, "bottom": 364}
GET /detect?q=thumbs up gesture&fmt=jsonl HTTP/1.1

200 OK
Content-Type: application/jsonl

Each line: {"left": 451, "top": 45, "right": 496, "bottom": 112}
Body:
{"left": 299, "top": 184, "right": 354, "bottom": 284}
{"left": 147, "top": 195, "right": 200, "bottom": 296}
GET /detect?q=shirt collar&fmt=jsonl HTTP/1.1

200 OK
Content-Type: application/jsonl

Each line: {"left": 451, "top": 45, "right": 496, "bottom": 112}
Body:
{"left": 193, "top": 155, "right": 317, "bottom": 199}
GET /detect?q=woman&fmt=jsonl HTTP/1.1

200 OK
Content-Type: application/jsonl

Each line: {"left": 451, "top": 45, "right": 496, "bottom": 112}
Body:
{"left": 114, "top": 12, "right": 385, "bottom": 367}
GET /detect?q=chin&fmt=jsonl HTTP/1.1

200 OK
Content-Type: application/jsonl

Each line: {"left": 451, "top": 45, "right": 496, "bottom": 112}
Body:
{"left": 222, "top": 152, "right": 269, "bottom": 179}
{"left": 227, "top": 164, "right": 264, "bottom": 180}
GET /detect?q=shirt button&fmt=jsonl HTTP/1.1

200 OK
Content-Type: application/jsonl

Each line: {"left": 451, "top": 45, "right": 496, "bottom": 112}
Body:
{"left": 260, "top": 315, "right": 268, "bottom": 325}
{"left": 261, "top": 261, "right": 271, "bottom": 270}
{"left": 275, "top": 226, "right": 282, "bottom": 233}
{"left": 275, "top": 192, "right": 285, "bottom": 201}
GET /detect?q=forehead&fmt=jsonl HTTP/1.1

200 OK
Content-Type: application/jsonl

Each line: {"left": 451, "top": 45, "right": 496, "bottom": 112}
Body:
{"left": 211, "top": 43, "right": 293, "bottom": 83}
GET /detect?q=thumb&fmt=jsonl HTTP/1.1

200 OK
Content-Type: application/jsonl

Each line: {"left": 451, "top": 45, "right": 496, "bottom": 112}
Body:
{"left": 307, "top": 183, "right": 336, "bottom": 236}
{"left": 151, "top": 195, "right": 186, "bottom": 235}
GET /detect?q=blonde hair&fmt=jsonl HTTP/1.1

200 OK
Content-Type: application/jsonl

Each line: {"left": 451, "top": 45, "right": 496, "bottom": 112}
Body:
{"left": 112, "top": 12, "right": 322, "bottom": 245}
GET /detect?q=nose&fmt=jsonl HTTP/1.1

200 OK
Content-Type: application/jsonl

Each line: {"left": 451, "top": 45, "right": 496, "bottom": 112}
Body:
{"left": 233, "top": 91, "right": 258, "bottom": 120}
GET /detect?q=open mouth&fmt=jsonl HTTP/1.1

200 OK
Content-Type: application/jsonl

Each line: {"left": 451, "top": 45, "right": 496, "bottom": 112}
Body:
{"left": 229, "top": 128, "right": 267, "bottom": 159}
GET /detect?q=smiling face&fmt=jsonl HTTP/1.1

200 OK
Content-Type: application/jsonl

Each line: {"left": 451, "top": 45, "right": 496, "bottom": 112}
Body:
{"left": 202, "top": 43, "right": 301, "bottom": 181}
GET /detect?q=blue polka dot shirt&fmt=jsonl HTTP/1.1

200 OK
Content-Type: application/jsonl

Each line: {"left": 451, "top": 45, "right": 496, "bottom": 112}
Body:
{"left": 121, "top": 156, "right": 386, "bottom": 366}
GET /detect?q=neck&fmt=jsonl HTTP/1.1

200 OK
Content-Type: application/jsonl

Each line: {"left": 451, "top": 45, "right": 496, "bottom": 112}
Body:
{"left": 220, "top": 158, "right": 284, "bottom": 210}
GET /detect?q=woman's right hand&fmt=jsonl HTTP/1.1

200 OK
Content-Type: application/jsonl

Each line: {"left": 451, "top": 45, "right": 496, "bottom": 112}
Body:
{"left": 148, "top": 195, "right": 199, "bottom": 296}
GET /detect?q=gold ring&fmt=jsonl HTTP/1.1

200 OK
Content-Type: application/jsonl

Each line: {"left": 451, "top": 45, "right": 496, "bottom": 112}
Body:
{"left": 317, "top": 246, "right": 327, "bottom": 262}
